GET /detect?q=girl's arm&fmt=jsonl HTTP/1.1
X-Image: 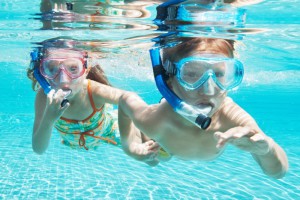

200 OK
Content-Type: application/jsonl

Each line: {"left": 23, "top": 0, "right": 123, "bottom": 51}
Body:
{"left": 32, "top": 89, "right": 69, "bottom": 154}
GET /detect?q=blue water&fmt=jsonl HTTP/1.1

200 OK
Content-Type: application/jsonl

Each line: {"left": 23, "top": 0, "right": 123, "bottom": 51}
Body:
{"left": 1, "top": 0, "right": 300, "bottom": 199}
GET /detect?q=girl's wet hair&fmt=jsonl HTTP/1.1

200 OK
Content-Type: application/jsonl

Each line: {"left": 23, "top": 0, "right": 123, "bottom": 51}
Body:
{"left": 86, "top": 64, "right": 111, "bottom": 86}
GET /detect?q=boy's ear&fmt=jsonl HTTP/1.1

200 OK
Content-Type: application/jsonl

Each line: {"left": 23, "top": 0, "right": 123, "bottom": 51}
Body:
{"left": 166, "top": 78, "right": 173, "bottom": 90}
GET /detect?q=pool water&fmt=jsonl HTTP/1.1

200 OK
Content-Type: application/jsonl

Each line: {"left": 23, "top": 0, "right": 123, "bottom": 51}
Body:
{"left": 0, "top": 0, "right": 300, "bottom": 199}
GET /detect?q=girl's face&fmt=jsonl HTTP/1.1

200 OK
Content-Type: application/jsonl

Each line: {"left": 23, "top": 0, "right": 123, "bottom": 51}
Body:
{"left": 41, "top": 49, "right": 88, "bottom": 98}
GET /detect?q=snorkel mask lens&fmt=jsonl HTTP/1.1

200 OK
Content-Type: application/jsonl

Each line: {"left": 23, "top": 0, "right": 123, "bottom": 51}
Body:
{"left": 40, "top": 57, "right": 86, "bottom": 79}
{"left": 174, "top": 56, "right": 244, "bottom": 91}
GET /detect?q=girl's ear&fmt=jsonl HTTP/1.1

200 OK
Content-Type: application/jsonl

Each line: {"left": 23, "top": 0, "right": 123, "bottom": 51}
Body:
{"left": 85, "top": 66, "right": 91, "bottom": 75}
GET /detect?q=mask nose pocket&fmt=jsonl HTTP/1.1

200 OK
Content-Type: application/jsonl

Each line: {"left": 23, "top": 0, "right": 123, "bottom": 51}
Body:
{"left": 201, "top": 77, "right": 215, "bottom": 95}
{"left": 58, "top": 69, "right": 70, "bottom": 83}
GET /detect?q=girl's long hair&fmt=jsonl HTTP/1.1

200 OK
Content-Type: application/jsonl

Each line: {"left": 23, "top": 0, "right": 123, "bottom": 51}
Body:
{"left": 86, "top": 64, "right": 111, "bottom": 86}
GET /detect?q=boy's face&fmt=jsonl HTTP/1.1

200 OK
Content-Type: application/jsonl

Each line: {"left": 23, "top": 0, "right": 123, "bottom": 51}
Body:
{"left": 170, "top": 75, "right": 227, "bottom": 116}
{"left": 168, "top": 51, "right": 231, "bottom": 116}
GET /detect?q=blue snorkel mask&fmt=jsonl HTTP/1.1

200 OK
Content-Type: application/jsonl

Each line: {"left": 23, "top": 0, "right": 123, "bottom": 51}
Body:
{"left": 30, "top": 49, "right": 70, "bottom": 107}
{"left": 168, "top": 55, "right": 244, "bottom": 91}
{"left": 150, "top": 47, "right": 212, "bottom": 130}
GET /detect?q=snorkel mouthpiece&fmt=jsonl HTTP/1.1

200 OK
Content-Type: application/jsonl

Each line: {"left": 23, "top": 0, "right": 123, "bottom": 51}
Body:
{"left": 177, "top": 102, "right": 211, "bottom": 130}
{"left": 196, "top": 113, "right": 211, "bottom": 129}
{"left": 61, "top": 89, "right": 71, "bottom": 107}
{"left": 150, "top": 47, "right": 211, "bottom": 130}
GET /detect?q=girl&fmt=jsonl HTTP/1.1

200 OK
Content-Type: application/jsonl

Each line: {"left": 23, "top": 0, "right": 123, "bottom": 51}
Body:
{"left": 28, "top": 38, "right": 160, "bottom": 165}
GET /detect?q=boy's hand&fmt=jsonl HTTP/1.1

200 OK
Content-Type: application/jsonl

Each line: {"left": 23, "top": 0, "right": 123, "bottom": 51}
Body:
{"left": 45, "top": 89, "right": 70, "bottom": 121}
{"left": 214, "top": 127, "right": 271, "bottom": 155}
{"left": 133, "top": 140, "right": 161, "bottom": 166}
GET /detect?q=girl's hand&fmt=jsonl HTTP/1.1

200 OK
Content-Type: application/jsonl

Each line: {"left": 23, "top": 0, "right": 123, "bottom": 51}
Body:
{"left": 44, "top": 89, "right": 70, "bottom": 121}
{"left": 214, "top": 126, "right": 271, "bottom": 155}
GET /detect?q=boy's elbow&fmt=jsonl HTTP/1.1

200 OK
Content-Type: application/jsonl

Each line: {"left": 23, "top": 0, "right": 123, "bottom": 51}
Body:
{"left": 32, "top": 146, "right": 45, "bottom": 155}
{"left": 119, "top": 93, "right": 128, "bottom": 107}
{"left": 266, "top": 170, "right": 287, "bottom": 179}
{"left": 32, "top": 140, "right": 47, "bottom": 155}
{"left": 118, "top": 92, "right": 140, "bottom": 116}
{"left": 119, "top": 92, "right": 136, "bottom": 106}
{"left": 264, "top": 164, "right": 288, "bottom": 179}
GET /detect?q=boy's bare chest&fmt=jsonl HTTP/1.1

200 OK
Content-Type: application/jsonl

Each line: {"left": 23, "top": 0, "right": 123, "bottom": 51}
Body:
{"left": 158, "top": 127, "right": 222, "bottom": 160}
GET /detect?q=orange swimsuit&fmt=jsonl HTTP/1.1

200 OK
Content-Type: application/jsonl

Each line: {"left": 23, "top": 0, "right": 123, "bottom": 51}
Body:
{"left": 54, "top": 80, "right": 120, "bottom": 150}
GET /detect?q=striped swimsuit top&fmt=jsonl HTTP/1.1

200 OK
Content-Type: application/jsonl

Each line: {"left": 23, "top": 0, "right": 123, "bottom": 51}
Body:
{"left": 54, "top": 80, "right": 119, "bottom": 150}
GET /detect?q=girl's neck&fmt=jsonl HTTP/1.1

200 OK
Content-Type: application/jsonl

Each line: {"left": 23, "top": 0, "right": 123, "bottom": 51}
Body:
{"left": 67, "top": 80, "right": 88, "bottom": 105}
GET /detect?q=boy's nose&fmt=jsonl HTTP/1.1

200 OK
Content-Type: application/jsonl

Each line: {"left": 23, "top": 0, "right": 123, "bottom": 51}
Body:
{"left": 200, "top": 77, "right": 215, "bottom": 96}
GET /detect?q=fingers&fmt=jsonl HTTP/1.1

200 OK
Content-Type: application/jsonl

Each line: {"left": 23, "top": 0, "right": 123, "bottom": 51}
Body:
{"left": 139, "top": 145, "right": 158, "bottom": 161}
{"left": 250, "top": 133, "right": 265, "bottom": 142}
{"left": 47, "top": 89, "right": 55, "bottom": 104}
{"left": 54, "top": 89, "right": 64, "bottom": 102}
{"left": 214, "top": 126, "right": 270, "bottom": 155}
{"left": 47, "top": 89, "right": 67, "bottom": 107}
{"left": 214, "top": 127, "right": 252, "bottom": 149}
{"left": 135, "top": 141, "right": 161, "bottom": 162}
{"left": 250, "top": 135, "right": 272, "bottom": 155}
{"left": 145, "top": 140, "right": 161, "bottom": 152}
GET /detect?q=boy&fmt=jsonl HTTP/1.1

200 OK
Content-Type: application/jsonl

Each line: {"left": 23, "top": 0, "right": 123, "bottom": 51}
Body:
{"left": 118, "top": 37, "right": 288, "bottom": 178}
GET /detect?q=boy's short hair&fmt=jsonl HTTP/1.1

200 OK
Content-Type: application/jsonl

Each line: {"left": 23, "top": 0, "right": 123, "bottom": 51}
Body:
{"left": 162, "top": 38, "right": 235, "bottom": 63}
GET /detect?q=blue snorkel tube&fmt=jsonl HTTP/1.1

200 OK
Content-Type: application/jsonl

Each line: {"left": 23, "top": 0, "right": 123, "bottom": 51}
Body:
{"left": 149, "top": 47, "right": 211, "bottom": 130}
{"left": 30, "top": 50, "right": 52, "bottom": 94}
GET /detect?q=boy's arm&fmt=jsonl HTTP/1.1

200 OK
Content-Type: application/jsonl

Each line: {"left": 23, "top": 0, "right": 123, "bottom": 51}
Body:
{"left": 251, "top": 137, "right": 288, "bottom": 179}
{"left": 92, "top": 81, "right": 127, "bottom": 105}
{"left": 118, "top": 92, "right": 161, "bottom": 165}
{"left": 215, "top": 99, "right": 288, "bottom": 179}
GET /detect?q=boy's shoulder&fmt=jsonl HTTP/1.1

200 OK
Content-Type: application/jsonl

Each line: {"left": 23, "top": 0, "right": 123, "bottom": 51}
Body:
{"left": 219, "top": 96, "right": 244, "bottom": 115}
{"left": 221, "top": 97, "right": 236, "bottom": 110}
{"left": 134, "top": 101, "right": 173, "bottom": 134}
{"left": 218, "top": 96, "right": 256, "bottom": 127}
{"left": 224, "top": 96, "right": 234, "bottom": 103}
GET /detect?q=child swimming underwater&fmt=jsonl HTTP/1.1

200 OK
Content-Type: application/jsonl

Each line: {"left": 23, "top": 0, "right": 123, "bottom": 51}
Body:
{"left": 27, "top": 38, "right": 161, "bottom": 166}
{"left": 118, "top": 37, "right": 289, "bottom": 178}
